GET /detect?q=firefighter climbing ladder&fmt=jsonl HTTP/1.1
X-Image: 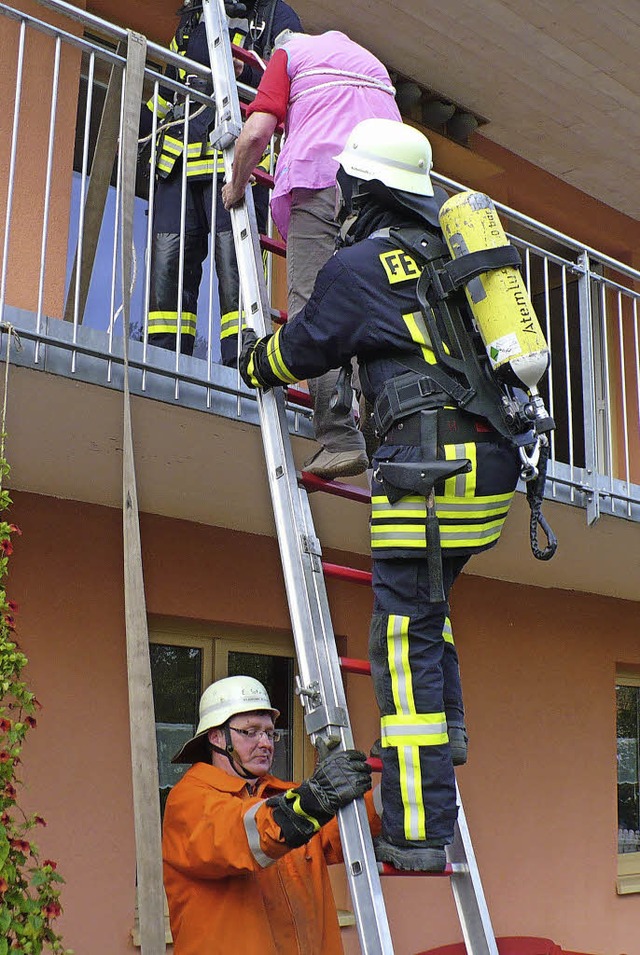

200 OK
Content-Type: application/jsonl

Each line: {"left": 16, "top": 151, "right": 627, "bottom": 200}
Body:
{"left": 201, "top": 1, "right": 500, "bottom": 951}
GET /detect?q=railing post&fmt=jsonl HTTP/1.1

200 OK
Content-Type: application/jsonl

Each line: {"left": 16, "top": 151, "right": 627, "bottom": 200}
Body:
{"left": 577, "top": 250, "right": 600, "bottom": 524}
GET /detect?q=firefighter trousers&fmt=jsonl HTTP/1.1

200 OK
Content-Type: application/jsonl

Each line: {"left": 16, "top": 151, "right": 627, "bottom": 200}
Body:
{"left": 148, "top": 168, "right": 268, "bottom": 363}
{"left": 369, "top": 554, "right": 468, "bottom": 848}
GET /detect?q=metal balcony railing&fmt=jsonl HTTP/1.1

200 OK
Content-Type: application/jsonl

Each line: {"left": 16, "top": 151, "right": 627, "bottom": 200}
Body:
{"left": 2, "top": 0, "right": 640, "bottom": 525}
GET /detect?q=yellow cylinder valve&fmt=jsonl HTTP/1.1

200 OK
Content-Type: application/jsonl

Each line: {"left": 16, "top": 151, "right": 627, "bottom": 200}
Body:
{"left": 438, "top": 190, "right": 550, "bottom": 393}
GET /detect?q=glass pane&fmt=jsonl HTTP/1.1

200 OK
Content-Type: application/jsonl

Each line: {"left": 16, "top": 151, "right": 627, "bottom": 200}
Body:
{"left": 227, "top": 651, "right": 294, "bottom": 782}
{"left": 617, "top": 683, "right": 640, "bottom": 852}
{"left": 151, "top": 644, "right": 202, "bottom": 817}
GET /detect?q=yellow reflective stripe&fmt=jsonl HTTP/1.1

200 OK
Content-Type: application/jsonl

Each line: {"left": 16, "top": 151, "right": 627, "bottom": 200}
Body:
{"left": 157, "top": 156, "right": 176, "bottom": 175}
{"left": 146, "top": 95, "right": 171, "bottom": 119}
{"left": 148, "top": 311, "right": 197, "bottom": 335}
{"left": 186, "top": 161, "right": 216, "bottom": 177}
{"left": 284, "top": 789, "right": 321, "bottom": 833}
{"left": 443, "top": 442, "right": 475, "bottom": 498}
{"left": 443, "top": 616, "right": 454, "bottom": 646}
{"left": 169, "top": 37, "right": 180, "bottom": 52}
{"left": 385, "top": 615, "right": 426, "bottom": 840}
{"left": 434, "top": 493, "right": 514, "bottom": 518}
{"left": 437, "top": 518, "right": 508, "bottom": 548}
{"left": 381, "top": 713, "right": 448, "bottom": 747}
{"left": 161, "top": 136, "right": 184, "bottom": 157}
{"left": 387, "top": 615, "right": 415, "bottom": 714}
{"left": 266, "top": 327, "right": 298, "bottom": 383}
{"left": 220, "top": 310, "right": 245, "bottom": 339}
{"left": 245, "top": 351, "right": 261, "bottom": 387}
{"left": 372, "top": 525, "right": 426, "bottom": 539}
{"left": 402, "top": 310, "right": 435, "bottom": 364}
{"left": 372, "top": 502, "right": 426, "bottom": 519}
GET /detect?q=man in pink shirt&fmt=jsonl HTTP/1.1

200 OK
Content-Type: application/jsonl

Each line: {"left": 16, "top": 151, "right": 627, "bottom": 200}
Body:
{"left": 223, "top": 30, "right": 401, "bottom": 479}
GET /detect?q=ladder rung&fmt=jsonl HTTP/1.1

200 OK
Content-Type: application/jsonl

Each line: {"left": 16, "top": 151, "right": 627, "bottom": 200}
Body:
{"left": 270, "top": 306, "right": 287, "bottom": 325}
{"left": 378, "top": 862, "right": 454, "bottom": 878}
{"left": 260, "top": 234, "right": 286, "bottom": 257}
{"left": 301, "top": 473, "right": 371, "bottom": 503}
{"left": 253, "top": 167, "right": 275, "bottom": 190}
{"left": 367, "top": 757, "right": 382, "bottom": 772}
{"left": 322, "top": 561, "right": 372, "bottom": 585}
{"left": 339, "top": 656, "right": 372, "bottom": 675}
{"left": 286, "top": 387, "right": 313, "bottom": 408}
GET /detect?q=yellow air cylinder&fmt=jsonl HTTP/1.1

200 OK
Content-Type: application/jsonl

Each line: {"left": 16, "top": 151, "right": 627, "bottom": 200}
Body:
{"left": 438, "top": 190, "right": 549, "bottom": 392}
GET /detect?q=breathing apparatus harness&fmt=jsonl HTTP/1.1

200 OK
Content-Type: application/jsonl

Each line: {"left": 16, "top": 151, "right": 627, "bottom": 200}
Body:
{"left": 381, "top": 224, "right": 557, "bottom": 562}
{"left": 334, "top": 173, "right": 557, "bottom": 565}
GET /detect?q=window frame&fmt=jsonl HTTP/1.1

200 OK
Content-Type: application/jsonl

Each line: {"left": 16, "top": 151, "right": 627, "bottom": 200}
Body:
{"left": 149, "top": 617, "right": 312, "bottom": 784}
{"left": 616, "top": 668, "right": 640, "bottom": 895}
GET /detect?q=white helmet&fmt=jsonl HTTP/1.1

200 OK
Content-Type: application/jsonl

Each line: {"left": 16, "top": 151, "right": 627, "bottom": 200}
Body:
{"left": 172, "top": 675, "right": 280, "bottom": 764}
{"left": 334, "top": 119, "right": 434, "bottom": 198}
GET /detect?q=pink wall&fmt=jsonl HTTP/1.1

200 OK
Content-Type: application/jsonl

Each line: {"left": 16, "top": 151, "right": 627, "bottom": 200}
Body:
{"left": 8, "top": 491, "right": 640, "bottom": 955}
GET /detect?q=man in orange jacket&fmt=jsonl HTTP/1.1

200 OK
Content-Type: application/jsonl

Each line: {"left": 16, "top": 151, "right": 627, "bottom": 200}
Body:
{"left": 163, "top": 675, "right": 379, "bottom": 954}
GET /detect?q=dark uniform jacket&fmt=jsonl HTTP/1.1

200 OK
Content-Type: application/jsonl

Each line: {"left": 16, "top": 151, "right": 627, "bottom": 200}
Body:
{"left": 245, "top": 226, "right": 521, "bottom": 559}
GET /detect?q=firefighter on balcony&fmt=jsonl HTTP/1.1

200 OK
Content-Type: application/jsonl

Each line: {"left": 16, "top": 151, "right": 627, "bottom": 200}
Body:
{"left": 237, "top": 119, "right": 528, "bottom": 871}
{"left": 163, "top": 675, "right": 379, "bottom": 954}
{"left": 141, "top": 0, "right": 302, "bottom": 363}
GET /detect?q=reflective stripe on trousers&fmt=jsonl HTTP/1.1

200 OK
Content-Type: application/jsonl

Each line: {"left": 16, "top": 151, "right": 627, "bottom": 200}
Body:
{"left": 368, "top": 555, "right": 468, "bottom": 846}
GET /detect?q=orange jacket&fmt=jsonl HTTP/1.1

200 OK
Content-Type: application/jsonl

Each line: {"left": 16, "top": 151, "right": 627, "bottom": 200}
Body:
{"left": 162, "top": 762, "right": 381, "bottom": 955}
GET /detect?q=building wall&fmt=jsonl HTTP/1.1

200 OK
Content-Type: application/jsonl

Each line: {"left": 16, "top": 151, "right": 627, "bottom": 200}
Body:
{"left": 8, "top": 490, "right": 640, "bottom": 955}
{"left": 0, "top": 0, "right": 83, "bottom": 316}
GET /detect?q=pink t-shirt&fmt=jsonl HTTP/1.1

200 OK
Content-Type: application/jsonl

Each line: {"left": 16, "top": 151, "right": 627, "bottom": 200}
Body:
{"left": 248, "top": 31, "right": 401, "bottom": 239}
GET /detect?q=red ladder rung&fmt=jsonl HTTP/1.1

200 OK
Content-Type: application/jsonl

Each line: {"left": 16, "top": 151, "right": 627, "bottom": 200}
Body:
{"left": 260, "top": 234, "right": 286, "bottom": 257}
{"left": 286, "top": 387, "right": 313, "bottom": 408}
{"left": 301, "top": 473, "right": 371, "bottom": 504}
{"left": 253, "top": 167, "right": 275, "bottom": 189}
{"left": 270, "top": 306, "right": 287, "bottom": 325}
{"left": 339, "top": 656, "right": 372, "bottom": 676}
{"left": 322, "top": 562, "right": 372, "bottom": 585}
{"left": 378, "top": 862, "right": 454, "bottom": 878}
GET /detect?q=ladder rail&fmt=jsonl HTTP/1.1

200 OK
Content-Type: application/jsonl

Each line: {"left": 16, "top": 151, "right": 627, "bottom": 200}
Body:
{"left": 448, "top": 784, "right": 500, "bottom": 955}
{"left": 200, "top": 2, "right": 394, "bottom": 951}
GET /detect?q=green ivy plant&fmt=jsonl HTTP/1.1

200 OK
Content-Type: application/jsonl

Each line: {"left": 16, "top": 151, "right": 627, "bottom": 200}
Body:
{"left": 0, "top": 479, "right": 71, "bottom": 954}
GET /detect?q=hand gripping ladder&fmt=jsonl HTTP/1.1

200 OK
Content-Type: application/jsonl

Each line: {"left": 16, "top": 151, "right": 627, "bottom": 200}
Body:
{"left": 201, "top": 2, "right": 500, "bottom": 951}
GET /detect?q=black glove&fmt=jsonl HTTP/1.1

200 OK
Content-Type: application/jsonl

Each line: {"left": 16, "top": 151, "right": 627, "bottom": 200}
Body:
{"left": 238, "top": 327, "right": 274, "bottom": 390}
{"left": 266, "top": 748, "right": 372, "bottom": 848}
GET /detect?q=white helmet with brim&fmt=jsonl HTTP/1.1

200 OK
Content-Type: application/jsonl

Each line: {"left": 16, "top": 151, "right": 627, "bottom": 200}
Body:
{"left": 172, "top": 675, "right": 279, "bottom": 764}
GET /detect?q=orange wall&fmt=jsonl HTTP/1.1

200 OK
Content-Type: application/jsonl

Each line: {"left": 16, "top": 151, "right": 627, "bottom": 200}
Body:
{"left": 8, "top": 490, "right": 640, "bottom": 955}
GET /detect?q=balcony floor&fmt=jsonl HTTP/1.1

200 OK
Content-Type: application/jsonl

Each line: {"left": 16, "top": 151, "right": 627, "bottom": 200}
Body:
{"left": 8, "top": 345, "right": 640, "bottom": 605}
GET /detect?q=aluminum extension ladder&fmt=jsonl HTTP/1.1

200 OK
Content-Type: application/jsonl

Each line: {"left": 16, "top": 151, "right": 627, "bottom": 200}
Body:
{"left": 200, "top": 2, "right": 500, "bottom": 951}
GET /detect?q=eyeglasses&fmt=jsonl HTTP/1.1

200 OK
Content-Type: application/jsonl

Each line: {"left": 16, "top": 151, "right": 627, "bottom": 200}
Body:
{"left": 229, "top": 726, "right": 281, "bottom": 743}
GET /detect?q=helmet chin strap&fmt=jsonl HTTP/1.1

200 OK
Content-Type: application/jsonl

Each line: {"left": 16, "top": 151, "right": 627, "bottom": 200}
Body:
{"left": 210, "top": 726, "right": 257, "bottom": 780}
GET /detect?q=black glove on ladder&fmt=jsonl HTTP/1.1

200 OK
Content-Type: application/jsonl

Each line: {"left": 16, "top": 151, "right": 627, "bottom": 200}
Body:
{"left": 266, "top": 748, "right": 372, "bottom": 848}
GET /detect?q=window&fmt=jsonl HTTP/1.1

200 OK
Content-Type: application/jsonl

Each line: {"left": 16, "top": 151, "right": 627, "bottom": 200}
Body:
{"left": 149, "top": 622, "right": 309, "bottom": 817}
{"left": 616, "top": 670, "right": 640, "bottom": 894}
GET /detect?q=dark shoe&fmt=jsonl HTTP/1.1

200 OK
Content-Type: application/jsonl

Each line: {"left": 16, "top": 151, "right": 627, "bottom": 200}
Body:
{"left": 448, "top": 726, "right": 468, "bottom": 766}
{"left": 302, "top": 447, "right": 369, "bottom": 480}
{"left": 374, "top": 836, "right": 446, "bottom": 872}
